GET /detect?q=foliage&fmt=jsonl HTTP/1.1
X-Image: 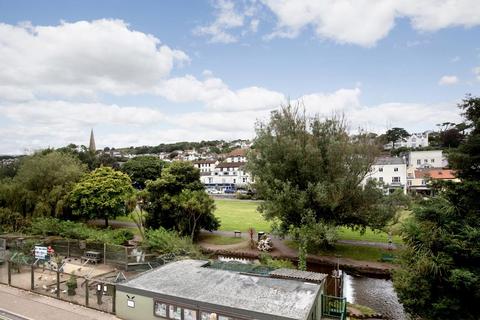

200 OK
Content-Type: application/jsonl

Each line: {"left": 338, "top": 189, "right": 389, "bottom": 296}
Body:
{"left": 0, "top": 151, "right": 86, "bottom": 218}
{"left": 258, "top": 253, "right": 294, "bottom": 269}
{"left": 69, "top": 167, "right": 134, "bottom": 227}
{"left": 142, "top": 228, "right": 202, "bottom": 258}
{"left": 385, "top": 127, "right": 409, "bottom": 150}
{"left": 121, "top": 156, "right": 165, "bottom": 189}
{"left": 144, "top": 161, "right": 219, "bottom": 239}
{"left": 394, "top": 95, "right": 480, "bottom": 320}
{"left": 29, "top": 217, "right": 133, "bottom": 245}
{"left": 247, "top": 105, "right": 395, "bottom": 236}
{"left": 290, "top": 218, "right": 339, "bottom": 252}
{"left": 0, "top": 208, "right": 27, "bottom": 233}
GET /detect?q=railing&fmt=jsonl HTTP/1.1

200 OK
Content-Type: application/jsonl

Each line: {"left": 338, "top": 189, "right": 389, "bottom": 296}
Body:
{"left": 321, "top": 294, "right": 347, "bottom": 320}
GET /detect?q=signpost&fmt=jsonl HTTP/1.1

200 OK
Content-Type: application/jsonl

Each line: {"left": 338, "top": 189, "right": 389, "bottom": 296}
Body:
{"left": 34, "top": 246, "right": 48, "bottom": 260}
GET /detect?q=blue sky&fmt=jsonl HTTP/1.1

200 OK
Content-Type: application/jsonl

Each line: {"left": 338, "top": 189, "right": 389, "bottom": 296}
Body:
{"left": 0, "top": 0, "right": 479, "bottom": 154}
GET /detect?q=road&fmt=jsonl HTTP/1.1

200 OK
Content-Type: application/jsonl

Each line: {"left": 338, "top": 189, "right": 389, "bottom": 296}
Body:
{"left": 0, "top": 285, "right": 118, "bottom": 320}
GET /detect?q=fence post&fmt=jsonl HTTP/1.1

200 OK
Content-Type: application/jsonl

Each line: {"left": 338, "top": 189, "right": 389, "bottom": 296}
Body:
{"left": 124, "top": 246, "right": 128, "bottom": 271}
{"left": 31, "top": 264, "right": 34, "bottom": 291}
{"left": 112, "top": 284, "right": 116, "bottom": 314}
{"left": 85, "top": 279, "right": 89, "bottom": 307}
{"left": 56, "top": 270, "right": 60, "bottom": 298}
{"left": 104, "top": 243, "right": 107, "bottom": 265}
{"left": 7, "top": 260, "right": 11, "bottom": 286}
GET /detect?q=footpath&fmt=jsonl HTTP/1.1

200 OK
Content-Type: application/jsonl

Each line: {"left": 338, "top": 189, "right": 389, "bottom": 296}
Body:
{"left": 0, "top": 284, "right": 118, "bottom": 320}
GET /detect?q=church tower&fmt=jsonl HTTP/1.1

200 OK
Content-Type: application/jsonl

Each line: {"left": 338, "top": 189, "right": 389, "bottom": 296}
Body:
{"left": 89, "top": 129, "right": 96, "bottom": 153}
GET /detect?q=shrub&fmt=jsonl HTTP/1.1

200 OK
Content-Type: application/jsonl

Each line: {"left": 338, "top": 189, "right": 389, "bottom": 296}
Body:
{"left": 142, "top": 228, "right": 202, "bottom": 258}
{"left": 0, "top": 208, "right": 27, "bottom": 233}
{"left": 258, "top": 253, "right": 294, "bottom": 269}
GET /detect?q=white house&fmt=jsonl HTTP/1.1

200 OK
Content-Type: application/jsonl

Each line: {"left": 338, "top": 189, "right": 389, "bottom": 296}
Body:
{"left": 200, "top": 148, "right": 252, "bottom": 190}
{"left": 192, "top": 159, "right": 218, "bottom": 173}
{"left": 406, "top": 150, "right": 445, "bottom": 169}
{"left": 363, "top": 157, "right": 407, "bottom": 194}
{"left": 384, "top": 131, "right": 430, "bottom": 149}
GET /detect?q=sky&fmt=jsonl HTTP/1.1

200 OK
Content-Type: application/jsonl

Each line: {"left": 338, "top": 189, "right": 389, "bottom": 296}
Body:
{"left": 0, "top": 0, "right": 479, "bottom": 154}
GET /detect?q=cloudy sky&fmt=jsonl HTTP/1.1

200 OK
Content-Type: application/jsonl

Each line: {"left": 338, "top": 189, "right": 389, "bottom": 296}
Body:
{"left": 1, "top": 0, "right": 479, "bottom": 154}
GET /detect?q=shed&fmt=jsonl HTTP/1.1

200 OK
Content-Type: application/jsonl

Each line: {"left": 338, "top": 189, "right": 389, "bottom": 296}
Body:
{"left": 116, "top": 259, "right": 326, "bottom": 320}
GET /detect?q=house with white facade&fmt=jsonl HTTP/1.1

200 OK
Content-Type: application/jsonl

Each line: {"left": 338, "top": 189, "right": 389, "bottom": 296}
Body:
{"left": 406, "top": 150, "right": 445, "bottom": 169}
{"left": 384, "top": 131, "right": 430, "bottom": 150}
{"left": 363, "top": 157, "right": 407, "bottom": 194}
{"left": 193, "top": 159, "right": 218, "bottom": 173}
{"left": 199, "top": 148, "right": 252, "bottom": 190}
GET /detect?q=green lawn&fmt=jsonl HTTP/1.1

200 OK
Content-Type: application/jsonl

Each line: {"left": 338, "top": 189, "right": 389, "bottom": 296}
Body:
{"left": 199, "top": 234, "right": 246, "bottom": 245}
{"left": 285, "top": 240, "right": 400, "bottom": 263}
{"left": 214, "top": 199, "right": 272, "bottom": 232}
{"left": 338, "top": 227, "right": 403, "bottom": 244}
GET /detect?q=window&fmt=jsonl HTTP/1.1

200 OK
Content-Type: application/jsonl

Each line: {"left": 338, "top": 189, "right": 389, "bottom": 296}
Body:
{"left": 424, "top": 159, "right": 428, "bottom": 163}
{"left": 417, "top": 159, "right": 421, "bottom": 165}
{"left": 379, "top": 167, "right": 383, "bottom": 172}
{"left": 184, "top": 309, "right": 197, "bottom": 320}
{"left": 169, "top": 306, "right": 182, "bottom": 320}
{"left": 201, "top": 312, "right": 216, "bottom": 320}
{"left": 154, "top": 302, "right": 167, "bottom": 317}
{"left": 394, "top": 167, "right": 398, "bottom": 172}
{"left": 431, "top": 159, "right": 435, "bottom": 163}
{"left": 218, "top": 317, "right": 234, "bottom": 320}
{"left": 242, "top": 178, "right": 246, "bottom": 183}
{"left": 407, "top": 180, "right": 412, "bottom": 186}
{"left": 379, "top": 177, "right": 384, "bottom": 182}
{"left": 392, "top": 177, "right": 400, "bottom": 183}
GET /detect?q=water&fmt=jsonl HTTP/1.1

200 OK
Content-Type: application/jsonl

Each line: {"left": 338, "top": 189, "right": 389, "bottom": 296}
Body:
{"left": 343, "top": 273, "right": 409, "bottom": 320}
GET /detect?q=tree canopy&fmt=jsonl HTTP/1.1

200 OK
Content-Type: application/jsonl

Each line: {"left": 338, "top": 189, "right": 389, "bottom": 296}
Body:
{"left": 385, "top": 127, "right": 409, "bottom": 149}
{"left": 69, "top": 167, "right": 134, "bottom": 227}
{"left": 0, "top": 151, "right": 86, "bottom": 218}
{"left": 144, "top": 161, "right": 219, "bottom": 239}
{"left": 394, "top": 95, "right": 480, "bottom": 320}
{"left": 121, "top": 156, "right": 165, "bottom": 189}
{"left": 247, "top": 105, "right": 394, "bottom": 235}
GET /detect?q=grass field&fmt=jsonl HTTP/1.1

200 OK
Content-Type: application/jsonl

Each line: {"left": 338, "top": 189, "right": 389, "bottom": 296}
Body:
{"left": 214, "top": 199, "right": 407, "bottom": 244}
{"left": 214, "top": 199, "right": 272, "bottom": 232}
{"left": 285, "top": 240, "right": 400, "bottom": 263}
{"left": 199, "top": 234, "right": 246, "bottom": 245}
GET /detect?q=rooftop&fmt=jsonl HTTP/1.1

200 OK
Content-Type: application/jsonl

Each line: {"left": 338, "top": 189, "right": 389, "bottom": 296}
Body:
{"left": 374, "top": 156, "right": 405, "bottom": 165}
{"left": 415, "top": 168, "right": 457, "bottom": 180}
{"left": 216, "top": 161, "right": 246, "bottom": 168}
{"left": 226, "top": 148, "right": 247, "bottom": 158}
{"left": 118, "top": 259, "right": 321, "bottom": 320}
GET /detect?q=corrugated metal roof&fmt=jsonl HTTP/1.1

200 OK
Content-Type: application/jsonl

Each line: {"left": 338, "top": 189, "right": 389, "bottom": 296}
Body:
{"left": 269, "top": 268, "right": 328, "bottom": 283}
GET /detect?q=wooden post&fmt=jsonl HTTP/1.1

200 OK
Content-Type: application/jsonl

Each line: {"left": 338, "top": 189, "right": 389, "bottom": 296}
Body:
{"left": 85, "top": 279, "right": 89, "bottom": 307}
{"left": 103, "top": 243, "right": 107, "bottom": 265}
{"left": 7, "top": 261, "right": 11, "bottom": 286}
{"left": 56, "top": 270, "right": 60, "bottom": 298}
{"left": 124, "top": 246, "right": 128, "bottom": 271}
{"left": 112, "top": 284, "right": 116, "bottom": 314}
{"left": 31, "top": 265, "right": 34, "bottom": 291}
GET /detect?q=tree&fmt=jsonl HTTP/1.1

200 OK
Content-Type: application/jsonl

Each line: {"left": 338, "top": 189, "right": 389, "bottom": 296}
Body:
{"left": 69, "top": 167, "right": 134, "bottom": 227}
{"left": 385, "top": 127, "right": 409, "bottom": 150}
{"left": 121, "top": 156, "right": 165, "bottom": 189}
{"left": 144, "top": 161, "right": 219, "bottom": 239}
{"left": 247, "top": 105, "right": 394, "bottom": 237}
{"left": 394, "top": 95, "right": 480, "bottom": 320}
{"left": 0, "top": 151, "right": 86, "bottom": 218}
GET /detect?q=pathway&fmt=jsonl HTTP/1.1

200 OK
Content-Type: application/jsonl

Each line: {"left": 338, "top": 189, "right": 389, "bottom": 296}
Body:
{"left": 0, "top": 285, "right": 118, "bottom": 320}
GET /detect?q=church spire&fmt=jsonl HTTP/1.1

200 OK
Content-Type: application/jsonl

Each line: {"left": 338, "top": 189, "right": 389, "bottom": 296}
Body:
{"left": 89, "top": 129, "right": 96, "bottom": 153}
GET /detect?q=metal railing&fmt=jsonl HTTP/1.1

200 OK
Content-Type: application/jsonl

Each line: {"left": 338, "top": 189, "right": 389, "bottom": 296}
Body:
{"left": 321, "top": 294, "right": 347, "bottom": 320}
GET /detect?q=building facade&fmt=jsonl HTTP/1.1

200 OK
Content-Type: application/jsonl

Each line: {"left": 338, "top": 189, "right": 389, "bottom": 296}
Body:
{"left": 363, "top": 157, "right": 407, "bottom": 194}
{"left": 384, "top": 131, "right": 429, "bottom": 150}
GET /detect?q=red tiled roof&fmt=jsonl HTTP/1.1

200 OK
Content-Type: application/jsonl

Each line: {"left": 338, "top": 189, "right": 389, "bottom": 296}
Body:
{"left": 216, "top": 161, "right": 246, "bottom": 168}
{"left": 415, "top": 169, "right": 457, "bottom": 180}
{"left": 226, "top": 148, "right": 247, "bottom": 157}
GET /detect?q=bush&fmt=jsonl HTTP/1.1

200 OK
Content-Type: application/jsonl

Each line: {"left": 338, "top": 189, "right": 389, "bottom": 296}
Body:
{"left": 142, "top": 228, "right": 202, "bottom": 258}
{"left": 0, "top": 208, "right": 27, "bottom": 233}
{"left": 28, "top": 217, "right": 133, "bottom": 245}
{"left": 290, "top": 221, "right": 338, "bottom": 252}
{"left": 258, "top": 253, "right": 294, "bottom": 269}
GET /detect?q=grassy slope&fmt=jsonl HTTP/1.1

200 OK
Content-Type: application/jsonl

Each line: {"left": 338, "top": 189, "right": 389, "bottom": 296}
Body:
{"left": 214, "top": 199, "right": 272, "bottom": 232}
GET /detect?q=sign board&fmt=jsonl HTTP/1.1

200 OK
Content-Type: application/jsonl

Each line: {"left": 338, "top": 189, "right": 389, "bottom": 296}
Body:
{"left": 34, "top": 246, "right": 48, "bottom": 260}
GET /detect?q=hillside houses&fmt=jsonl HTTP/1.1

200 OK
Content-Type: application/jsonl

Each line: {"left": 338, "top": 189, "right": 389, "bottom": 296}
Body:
{"left": 384, "top": 131, "right": 430, "bottom": 150}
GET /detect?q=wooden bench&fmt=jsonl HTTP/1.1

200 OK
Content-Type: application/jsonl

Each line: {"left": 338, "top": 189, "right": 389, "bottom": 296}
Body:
{"left": 234, "top": 230, "right": 242, "bottom": 238}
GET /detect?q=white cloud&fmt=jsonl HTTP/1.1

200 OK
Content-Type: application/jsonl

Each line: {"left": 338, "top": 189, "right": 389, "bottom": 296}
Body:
{"left": 261, "top": 0, "right": 480, "bottom": 46}
{"left": 451, "top": 56, "right": 461, "bottom": 62}
{"left": 0, "top": 19, "right": 189, "bottom": 98}
{"left": 194, "top": 0, "right": 260, "bottom": 43}
{"left": 156, "top": 75, "right": 286, "bottom": 111}
{"left": 474, "top": 66, "right": 480, "bottom": 80}
{"left": 438, "top": 75, "right": 459, "bottom": 85}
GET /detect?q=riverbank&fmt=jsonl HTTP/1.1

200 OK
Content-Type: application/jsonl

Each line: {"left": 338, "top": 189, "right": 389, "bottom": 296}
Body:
{"left": 198, "top": 234, "right": 396, "bottom": 278}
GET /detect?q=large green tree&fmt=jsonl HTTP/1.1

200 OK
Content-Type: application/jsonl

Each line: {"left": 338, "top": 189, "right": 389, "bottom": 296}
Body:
{"left": 247, "top": 105, "right": 394, "bottom": 237}
{"left": 0, "top": 151, "right": 86, "bottom": 218}
{"left": 69, "top": 167, "right": 134, "bottom": 227}
{"left": 394, "top": 95, "right": 480, "bottom": 320}
{"left": 121, "top": 156, "right": 165, "bottom": 189}
{"left": 385, "top": 127, "right": 409, "bottom": 150}
{"left": 144, "top": 161, "right": 219, "bottom": 239}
